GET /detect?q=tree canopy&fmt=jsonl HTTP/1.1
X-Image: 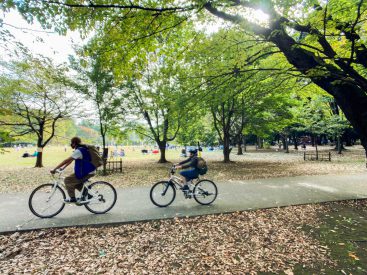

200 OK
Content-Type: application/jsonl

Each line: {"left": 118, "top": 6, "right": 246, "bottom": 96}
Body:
{"left": 1, "top": 0, "right": 367, "bottom": 164}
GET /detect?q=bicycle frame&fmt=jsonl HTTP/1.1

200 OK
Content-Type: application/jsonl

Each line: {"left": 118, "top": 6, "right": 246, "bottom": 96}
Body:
{"left": 47, "top": 171, "right": 65, "bottom": 201}
{"left": 167, "top": 167, "right": 199, "bottom": 191}
{"left": 50, "top": 170, "right": 93, "bottom": 201}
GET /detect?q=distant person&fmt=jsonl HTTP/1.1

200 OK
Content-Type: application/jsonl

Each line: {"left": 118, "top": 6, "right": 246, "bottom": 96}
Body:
{"left": 120, "top": 149, "right": 125, "bottom": 157}
{"left": 31, "top": 151, "right": 38, "bottom": 157}
{"left": 302, "top": 142, "right": 306, "bottom": 150}
{"left": 51, "top": 137, "right": 102, "bottom": 204}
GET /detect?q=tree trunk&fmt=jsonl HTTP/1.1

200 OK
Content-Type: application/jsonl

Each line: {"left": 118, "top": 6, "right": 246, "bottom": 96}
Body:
{"left": 293, "top": 134, "right": 298, "bottom": 150}
{"left": 35, "top": 151, "right": 43, "bottom": 167}
{"left": 35, "top": 138, "right": 43, "bottom": 167}
{"left": 285, "top": 137, "right": 289, "bottom": 153}
{"left": 243, "top": 135, "right": 247, "bottom": 152}
{"left": 223, "top": 146, "right": 232, "bottom": 163}
{"left": 237, "top": 134, "right": 243, "bottom": 155}
{"left": 282, "top": 137, "right": 286, "bottom": 150}
{"left": 315, "top": 137, "right": 318, "bottom": 154}
{"left": 102, "top": 134, "right": 107, "bottom": 175}
{"left": 223, "top": 134, "right": 231, "bottom": 163}
{"left": 257, "top": 136, "right": 263, "bottom": 149}
{"left": 237, "top": 143, "right": 243, "bottom": 155}
{"left": 158, "top": 141, "right": 167, "bottom": 163}
{"left": 337, "top": 136, "right": 343, "bottom": 154}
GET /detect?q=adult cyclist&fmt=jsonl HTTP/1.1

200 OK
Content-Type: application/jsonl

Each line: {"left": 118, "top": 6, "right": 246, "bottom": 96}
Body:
{"left": 50, "top": 137, "right": 96, "bottom": 203}
{"left": 175, "top": 148, "right": 200, "bottom": 192}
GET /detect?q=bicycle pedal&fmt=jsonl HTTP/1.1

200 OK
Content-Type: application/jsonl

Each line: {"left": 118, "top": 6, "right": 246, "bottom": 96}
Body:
{"left": 184, "top": 192, "right": 192, "bottom": 199}
{"left": 76, "top": 200, "right": 89, "bottom": 206}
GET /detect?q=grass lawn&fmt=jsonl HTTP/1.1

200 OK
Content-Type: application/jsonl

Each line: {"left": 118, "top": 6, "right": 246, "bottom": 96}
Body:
{"left": 0, "top": 145, "right": 365, "bottom": 193}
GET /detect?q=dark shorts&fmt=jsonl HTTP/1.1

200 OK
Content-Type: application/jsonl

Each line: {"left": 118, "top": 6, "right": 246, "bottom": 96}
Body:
{"left": 180, "top": 169, "right": 199, "bottom": 180}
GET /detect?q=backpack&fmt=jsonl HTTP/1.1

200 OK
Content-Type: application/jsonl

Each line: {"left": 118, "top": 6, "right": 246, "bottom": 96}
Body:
{"left": 196, "top": 157, "right": 208, "bottom": 175}
{"left": 86, "top": 145, "right": 103, "bottom": 168}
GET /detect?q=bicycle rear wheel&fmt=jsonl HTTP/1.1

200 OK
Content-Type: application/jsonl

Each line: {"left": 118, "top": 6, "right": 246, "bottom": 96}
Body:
{"left": 193, "top": 180, "right": 218, "bottom": 205}
{"left": 84, "top": 181, "right": 117, "bottom": 214}
{"left": 150, "top": 181, "right": 176, "bottom": 207}
{"left": 29, "top": 184, "right": 66, "bottom": 218}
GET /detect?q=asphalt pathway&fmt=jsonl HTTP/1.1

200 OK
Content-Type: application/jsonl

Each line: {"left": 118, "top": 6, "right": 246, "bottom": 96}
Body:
{"left": 0, "top": 173, "right": 366, "bottom": 233}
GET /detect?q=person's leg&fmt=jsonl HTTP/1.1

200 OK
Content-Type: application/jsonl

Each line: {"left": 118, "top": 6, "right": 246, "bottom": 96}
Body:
{"left": 80, "top": 174, "right": 95, "bottom": 200}
{"left": 180, "top": 169, "right": 198, "bottom": 190}
{"left": 179, "top": 170, "right": 189, "bottom": 186}
{"left": 64, "top": 174, "right": 81, "bottom": 199}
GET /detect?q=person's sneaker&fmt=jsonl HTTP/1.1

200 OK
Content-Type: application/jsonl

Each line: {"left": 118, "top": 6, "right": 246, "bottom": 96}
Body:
{"left": 181, "top": 185, "right": 190, "bottom": 191}
{"left": 64, "top": 197, "right": 77, "bottom": 203}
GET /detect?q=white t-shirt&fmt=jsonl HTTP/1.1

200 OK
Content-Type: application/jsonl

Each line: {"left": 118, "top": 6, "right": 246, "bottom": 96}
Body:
{"left": 71, "top": 148, "right": 96, "bottom": 175}
{"left": 71, "top": 149, "right": 83, "bottom": 160}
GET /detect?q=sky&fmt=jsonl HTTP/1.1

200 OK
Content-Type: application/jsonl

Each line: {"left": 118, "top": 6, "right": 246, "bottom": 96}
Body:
{"left": 1, "top": 10, "right": 82, "bottom": 64}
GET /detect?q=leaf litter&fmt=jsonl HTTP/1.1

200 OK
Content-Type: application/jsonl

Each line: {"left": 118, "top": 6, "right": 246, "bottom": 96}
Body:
{"left": 0, "top": 204, "right": 333, "bottom": 274}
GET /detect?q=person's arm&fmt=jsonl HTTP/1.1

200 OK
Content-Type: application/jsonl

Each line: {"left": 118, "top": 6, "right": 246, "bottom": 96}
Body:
{"left": 181, "top": 157, "right": 198, "bottom": 169}
{"left": 50, "top": 157, "right": 74, "bottom": 173}
{"left": 175, "top": 157, "right": 191, "bottom": 169}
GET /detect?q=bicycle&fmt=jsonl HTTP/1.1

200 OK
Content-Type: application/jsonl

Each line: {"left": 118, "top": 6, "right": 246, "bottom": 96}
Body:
{"left": 28, "top": 169, "right": 117, "bottom": 218}
{"left": 150, "top": 166, "right": 218, "bottom": 207}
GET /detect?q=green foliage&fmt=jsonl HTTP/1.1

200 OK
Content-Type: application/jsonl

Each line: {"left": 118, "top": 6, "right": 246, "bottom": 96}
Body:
{"left": 70, "top": 53, "right": 125, "bottom": 148}
{"left": 3, "top": 0, "right": 365, "bottom": 151}
{"left": 297, "top": 95, "right": 351, "bottom": 139}
{"left": 0, "top": 54, "right": 80, "bottom": 147}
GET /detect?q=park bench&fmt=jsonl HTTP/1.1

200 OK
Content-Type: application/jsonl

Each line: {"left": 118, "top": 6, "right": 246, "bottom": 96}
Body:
{"left": 97, "top": 148, "right": 123, "bottom": 174}
{"left": 303, "top": 151, "right": 331, "bottom": 161}
{"left": 104, "top": 159, "right": 123, "bottom": 173}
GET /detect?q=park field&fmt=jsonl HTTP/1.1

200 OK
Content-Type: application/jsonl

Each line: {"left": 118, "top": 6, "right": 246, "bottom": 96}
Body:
{"left": 0, "top": 145, "right": 365, "bottom": 193}
{"left": 1, "top": 147, "right": 366, "bottom": 274}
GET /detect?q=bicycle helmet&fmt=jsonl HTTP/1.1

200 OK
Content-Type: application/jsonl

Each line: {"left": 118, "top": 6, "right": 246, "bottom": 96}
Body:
{"left": 188, "top": 148, "right": 198, "bottom": 155}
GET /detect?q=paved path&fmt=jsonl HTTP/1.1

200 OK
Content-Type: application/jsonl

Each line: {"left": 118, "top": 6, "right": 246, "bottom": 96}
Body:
{"left": 0, "top": 173, "right": 366, "bottom": 233}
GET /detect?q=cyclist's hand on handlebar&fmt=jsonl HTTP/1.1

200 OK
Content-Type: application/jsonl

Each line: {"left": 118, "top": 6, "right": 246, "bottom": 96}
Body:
{"left": 50, "top": 168, "right": 63, "bottom": 174}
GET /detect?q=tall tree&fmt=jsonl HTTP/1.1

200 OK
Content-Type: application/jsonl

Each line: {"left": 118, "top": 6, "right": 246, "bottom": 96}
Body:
{"left": 4, "top": 0, "right": 367, "bottom": 163}
{"left": 122, "top": 58, "right": 185, "bottom": 163}
{"left": 71, "top": 54, "right": 125, "bottom": 173}
{"left": 0, "top": 56, "right": 79, "bottom": 167}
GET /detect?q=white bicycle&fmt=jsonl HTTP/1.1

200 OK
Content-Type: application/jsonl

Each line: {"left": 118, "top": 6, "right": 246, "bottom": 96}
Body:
{"left": 28, "top": 170, "right": 117, "bottom": 218}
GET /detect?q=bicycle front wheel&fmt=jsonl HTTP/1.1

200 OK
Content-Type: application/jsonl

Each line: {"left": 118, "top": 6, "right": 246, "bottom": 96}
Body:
{"left": 150, "top": 181, "right": 176, "bottom": 207}
{"left": 193, "top": 180, "right": 218, "bottom": 205}
{"left": 29, "top": 184, "right": 66, "bottom": 218}
{"left": 84, "top": 181, "right": 117, "bottom": 214}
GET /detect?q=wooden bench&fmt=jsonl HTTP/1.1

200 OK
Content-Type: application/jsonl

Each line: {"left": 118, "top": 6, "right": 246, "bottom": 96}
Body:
{"left": 105, "top": 159, "right": 122, "bottom": 173}
{"left": 97, "top": 159, "right": 123, "bottom": 174}
{"left": 304, "top": 151, "right": 331, "bottom": 161}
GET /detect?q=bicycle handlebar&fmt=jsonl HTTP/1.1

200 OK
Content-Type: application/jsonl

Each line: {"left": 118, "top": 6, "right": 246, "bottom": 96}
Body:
{"left": 50, "top": 169, "right": 64, "bottom": 178}
{"left": 170, "top": 166, "right": 176, "bottom": 174}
